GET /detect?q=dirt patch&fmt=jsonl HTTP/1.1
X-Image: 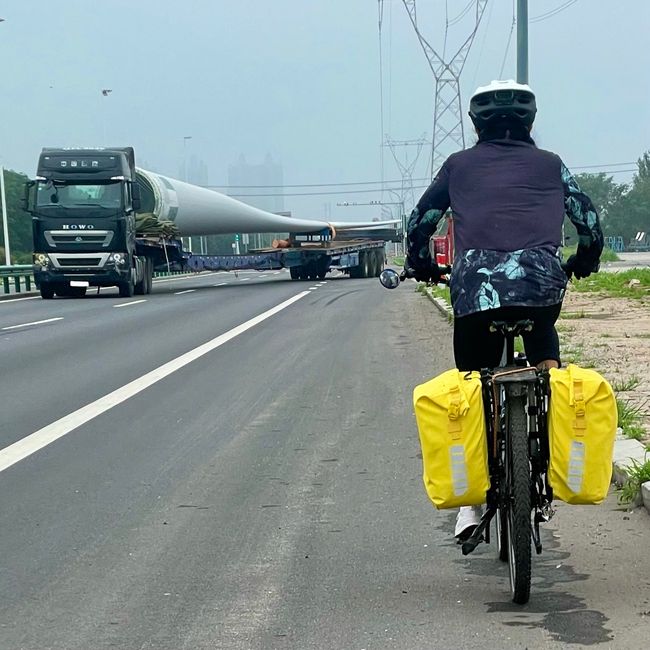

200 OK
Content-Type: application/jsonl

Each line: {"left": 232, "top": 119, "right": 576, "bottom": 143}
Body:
{"left": 559, "top": 287, "right": 650, "bottom": 445}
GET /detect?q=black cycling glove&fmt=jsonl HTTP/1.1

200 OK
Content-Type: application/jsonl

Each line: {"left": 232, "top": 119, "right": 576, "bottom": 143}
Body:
{"left": 564, "top": 254, "right": 598, "bottom": 280}
{"left": 404, "top": 256, "right": 442, "bottom": 284}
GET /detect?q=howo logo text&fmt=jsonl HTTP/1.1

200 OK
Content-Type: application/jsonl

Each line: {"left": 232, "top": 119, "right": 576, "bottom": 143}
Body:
{"left": 61, "top": 224, "right": 95, "bottom": 230}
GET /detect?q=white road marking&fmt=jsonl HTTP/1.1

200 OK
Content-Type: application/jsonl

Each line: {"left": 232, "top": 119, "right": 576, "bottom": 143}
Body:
{"left": 239, "top": 278, "right": 250, "bottom": 282}
{"left": 174, "top": 289, "right": 196, "bottom": 295}
{"left": 213, "top": 282, "right": 228, "bottom": 287}
{"left": 308, "top": 286, "right": 318, "bottom": 290}
{"left": 113, "top": 300, "right": 147, "bottom": 308}
{"left": 0, "top": 296, "right": 41, "bottom": 304}
{"left": 317, "top": 282, "right": 327, "bottom": 286}
{"left": 2, "top": 317, "right": 63, "bottom": 331}
{"left": 0, "top": 291, "right": 311, "bottom": 474}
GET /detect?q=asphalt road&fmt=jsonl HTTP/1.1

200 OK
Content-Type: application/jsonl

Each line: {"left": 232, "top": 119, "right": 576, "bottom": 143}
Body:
{"left": 0, "top": 270, "right": 648, "bottom": 649}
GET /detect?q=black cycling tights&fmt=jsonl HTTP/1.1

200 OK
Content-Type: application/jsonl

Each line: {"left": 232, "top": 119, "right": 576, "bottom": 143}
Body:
{"left": 453, "top": 304, "right": 562, "bottom": 371}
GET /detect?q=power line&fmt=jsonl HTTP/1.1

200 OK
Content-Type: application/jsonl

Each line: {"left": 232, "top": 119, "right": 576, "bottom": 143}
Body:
{"left": 499, "top": 2, "right": 516, "bottom": 78}
{"left": 207, "top": 161, "right": 637, "bottom": 191}
{"left": 530, "top": 0, "right": 578, "bottom": 24}
{"left": 223, "top": 168, "right": 638, "bottom": 198}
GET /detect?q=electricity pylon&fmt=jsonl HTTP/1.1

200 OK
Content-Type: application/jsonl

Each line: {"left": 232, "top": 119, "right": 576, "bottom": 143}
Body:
{"left": 402, "top": 1, "right": 488, "bottom": 177}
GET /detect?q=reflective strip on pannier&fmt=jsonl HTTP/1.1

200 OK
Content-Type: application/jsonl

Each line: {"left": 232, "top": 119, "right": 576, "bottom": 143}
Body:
{"left": 413, "top": 369, "right": 490, "bottom": 509}
{"left": 548, "top": 364, "right": 617, "bottom": 504}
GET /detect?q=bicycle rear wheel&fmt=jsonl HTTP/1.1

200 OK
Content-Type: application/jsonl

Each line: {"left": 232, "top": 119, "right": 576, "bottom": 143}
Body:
{"left": 505, "top": 393, "right": 531, "bottom": 604}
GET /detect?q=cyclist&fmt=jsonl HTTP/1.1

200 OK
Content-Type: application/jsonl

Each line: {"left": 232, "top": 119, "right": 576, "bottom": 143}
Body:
{"left": 404, "top": 79, "right": 604, "bottom": 540}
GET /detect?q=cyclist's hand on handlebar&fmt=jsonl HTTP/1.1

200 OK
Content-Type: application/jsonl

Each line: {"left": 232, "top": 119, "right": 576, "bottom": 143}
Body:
{"left": 404, "top": 256, "right": 444, "bottom": 284}
{"left": 563, "top": 254, "right": 596, "bottom": 281}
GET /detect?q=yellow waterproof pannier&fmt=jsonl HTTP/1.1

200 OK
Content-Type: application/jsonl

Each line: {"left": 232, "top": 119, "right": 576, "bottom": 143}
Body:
{"left": 413, "top": 369, "right": 490, "bottom": 509}
{"left": 548, "top": 365, "right": 617, "bottom": 505}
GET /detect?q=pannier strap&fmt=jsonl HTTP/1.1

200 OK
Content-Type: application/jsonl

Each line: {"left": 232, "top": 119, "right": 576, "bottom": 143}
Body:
{"left": 573, "top": 378, "right": 586, "bottom": 434}
{"left": 447, "top": 385, "right": 462, "bottom": 438}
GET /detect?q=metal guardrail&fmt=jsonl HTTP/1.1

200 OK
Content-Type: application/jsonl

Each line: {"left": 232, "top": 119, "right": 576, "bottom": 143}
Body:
{"left": 0, "top": 265, "right": 34, "bottom": 295}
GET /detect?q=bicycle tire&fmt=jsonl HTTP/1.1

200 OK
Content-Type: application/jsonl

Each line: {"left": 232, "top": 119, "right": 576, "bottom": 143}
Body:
{"left": 505, "top": 393, "right": 532, "bottom": 604}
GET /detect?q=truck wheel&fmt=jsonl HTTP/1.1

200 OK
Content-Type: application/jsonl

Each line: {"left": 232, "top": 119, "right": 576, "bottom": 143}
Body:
{"left": 290, "top": 266, "right": 301, "bottom": 280}
{"left": 118, "top": 278, "right": 134, "bottom": 298}
{"left": 145, "top": 259, "right": 154, "bottom": 294}
{"left": 40, "top": 283, "right": 55, "bottom": 299}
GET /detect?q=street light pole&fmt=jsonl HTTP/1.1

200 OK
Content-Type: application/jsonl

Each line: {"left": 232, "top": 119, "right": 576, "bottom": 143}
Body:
{"left": 516, "top": 0, "right": 529, "bottom": 84}
{"left": 182, "top": 136, "right": 193, "bottom": 252}
{"left": 0, "top": 165, "right": 11, "bottom": 265}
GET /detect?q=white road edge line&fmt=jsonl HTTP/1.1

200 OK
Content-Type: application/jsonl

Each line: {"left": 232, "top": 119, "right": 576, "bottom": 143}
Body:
{"left": 114, "top": 300, "right": 147, "bottom": 308}
{"left": 0, "top": 296, "right": 41, "bottom": 304}
{"left": 2, "top": 317, "right": 64, "bottom": 331}
{"left": 174, "top": 289, "right": 196, "bottom": 295}
{"left": 0, "top": 291, "right": 311, "bottom": 474}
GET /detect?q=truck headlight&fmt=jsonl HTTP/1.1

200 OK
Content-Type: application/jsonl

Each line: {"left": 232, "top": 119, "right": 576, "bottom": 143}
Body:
{"left": 34, "top": 253, "right": 50, "bottom": 267}
{"left": 109, "top": 252, "right": 126, "bottom": 265}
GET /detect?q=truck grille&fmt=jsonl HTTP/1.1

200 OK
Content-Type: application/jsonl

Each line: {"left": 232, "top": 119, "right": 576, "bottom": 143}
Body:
{"left": 44, "top": 230, "right": 114, "bottom": 248}
{"left": 50, "top": 253, "right": 110, "bottom": 269}
{"left": 57, "top": 257, "right": 102, "bottom": 267}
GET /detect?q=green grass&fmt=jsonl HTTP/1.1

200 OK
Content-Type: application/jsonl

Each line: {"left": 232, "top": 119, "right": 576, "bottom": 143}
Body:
{"left": 571, "top": 268, "right": 650, "bottom": 299}
{"left": 560, "top": 310, "right": 587, "bottom": 320}
{"left": 611, "top": 376, "right": 641, "bottom": 392}
{"left": 391, "top": 256, "right": 405, "bottom": 267}
{"left": 617, "top": 397, "right": 646, "bottom": 441}
{"left": 617, "top": 456, "right": 650, "bottom": 504}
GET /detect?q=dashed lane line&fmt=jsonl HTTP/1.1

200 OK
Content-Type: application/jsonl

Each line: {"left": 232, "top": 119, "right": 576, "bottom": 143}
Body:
{"left": 0, "top": 291, "right": 311, "bottom": 474}
{"left": 2, "top": 317, "right": 64, "bottom": 331}
{"left": 113, "top": 300, "right": 147, "bottom": 308}
{"left": 174, "top": 289, "right": 196, "bottom": 295}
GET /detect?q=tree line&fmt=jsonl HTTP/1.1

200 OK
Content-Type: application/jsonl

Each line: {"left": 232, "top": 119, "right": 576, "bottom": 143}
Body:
{"left": 574, "top": 151, "right": 650, "bottom": 245}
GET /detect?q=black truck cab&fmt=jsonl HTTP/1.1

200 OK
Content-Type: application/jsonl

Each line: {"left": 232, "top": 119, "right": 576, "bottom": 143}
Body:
{"left": 25, "top": 147, "right": 144, "bottom": 298}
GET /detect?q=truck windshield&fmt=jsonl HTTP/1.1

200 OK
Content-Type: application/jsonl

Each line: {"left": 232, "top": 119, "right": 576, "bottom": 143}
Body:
{"left": 36, "top": 181, "right": 123, "bottom": 210}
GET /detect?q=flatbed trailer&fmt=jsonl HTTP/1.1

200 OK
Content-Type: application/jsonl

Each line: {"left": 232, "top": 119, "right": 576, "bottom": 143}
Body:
{"left": 185, "top": 231, "right": 392, "bottom": 281}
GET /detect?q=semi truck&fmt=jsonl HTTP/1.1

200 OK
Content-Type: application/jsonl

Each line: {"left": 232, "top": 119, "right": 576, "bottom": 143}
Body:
{"left": 24, "top": 147, "right": 399, "bottom": 299}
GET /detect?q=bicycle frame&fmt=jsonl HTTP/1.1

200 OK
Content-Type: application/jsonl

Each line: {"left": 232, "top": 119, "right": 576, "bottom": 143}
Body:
{"left": 460, "top": 321, "right": 555, "bottom": 604}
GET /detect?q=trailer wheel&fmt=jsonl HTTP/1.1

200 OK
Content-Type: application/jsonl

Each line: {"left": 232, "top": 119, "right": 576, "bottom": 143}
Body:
{"left": 361, "top": 251, "right": 371, "bottom": 278}
{"left": 374, "top": 249, "right": 385, "bottom": 276}
{"left": 40, "top": 283, "right": 55, "bottom": 299}
{"left": 316, "top": 257, "right": 329, "bottom": 279}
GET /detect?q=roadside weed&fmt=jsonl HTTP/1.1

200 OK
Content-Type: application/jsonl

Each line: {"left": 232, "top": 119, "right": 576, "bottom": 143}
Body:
{"left": 617, "top": 398, "right": 646, "bottom": 440}
{"left": 617, "top": 456, "right": 650, "bottom": 504}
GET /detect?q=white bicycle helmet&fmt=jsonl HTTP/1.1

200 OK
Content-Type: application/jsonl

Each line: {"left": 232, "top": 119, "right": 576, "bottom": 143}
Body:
{"left": 469, "top": 79, "right": 537, "bottom": 130}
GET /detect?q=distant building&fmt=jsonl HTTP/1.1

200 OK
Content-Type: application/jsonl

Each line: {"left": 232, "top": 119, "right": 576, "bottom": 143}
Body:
{"left": 227, "top": 154, "right": 285, "bottom": 250}
{"left": 228, "top": 154, "right": 284, "bottom": 214}
{"left": 179, "top": 155, "right": 209, "bottom": 185}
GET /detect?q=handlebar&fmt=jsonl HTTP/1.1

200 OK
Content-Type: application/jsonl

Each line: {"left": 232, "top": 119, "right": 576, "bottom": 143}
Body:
{"left": 379, "top": 264, "right": 452, "bottom": 290}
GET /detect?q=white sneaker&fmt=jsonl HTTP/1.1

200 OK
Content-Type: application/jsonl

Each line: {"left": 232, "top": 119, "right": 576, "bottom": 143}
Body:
{"left": 454, "top": 505, "right": 483, "bottom": 540}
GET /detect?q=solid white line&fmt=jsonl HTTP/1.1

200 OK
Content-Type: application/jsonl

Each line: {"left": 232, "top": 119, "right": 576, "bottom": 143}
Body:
{"left": 0, "top": 291, "right": 311, "bottom": 474}
{"left": 0, "top": 296, "right": 41, "bottom": 304}
{"left": 2, "top": 317, "right": 63, "bottom": 331}
{"left": 113, "top": 300, "right": 147, "bottom": 308}
{"left": 174, "top": 289, "right": 196, "bottom": 295}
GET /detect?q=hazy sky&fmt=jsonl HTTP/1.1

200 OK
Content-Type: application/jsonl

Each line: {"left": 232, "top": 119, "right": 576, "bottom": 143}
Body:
{"left": 1, "top": 1, "right": 648, "bottom": 220}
